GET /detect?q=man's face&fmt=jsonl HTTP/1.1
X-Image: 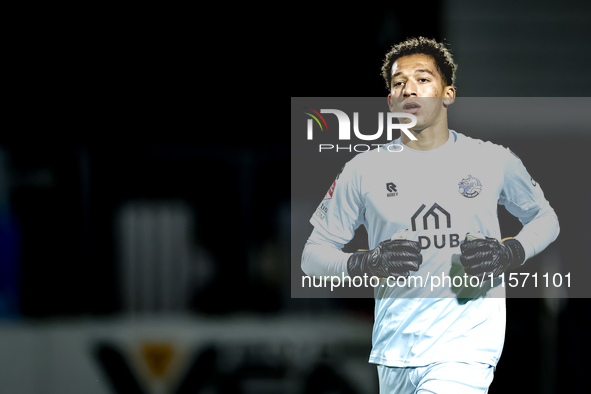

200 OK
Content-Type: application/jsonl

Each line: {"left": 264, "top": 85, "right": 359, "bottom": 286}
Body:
{"left": 387, "top": 54, "right": 455, "bottom": 131}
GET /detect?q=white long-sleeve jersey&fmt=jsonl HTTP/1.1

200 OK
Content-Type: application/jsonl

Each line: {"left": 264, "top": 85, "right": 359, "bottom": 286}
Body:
{"left": 301, "top": 130, "right": 559, "bottom": 368}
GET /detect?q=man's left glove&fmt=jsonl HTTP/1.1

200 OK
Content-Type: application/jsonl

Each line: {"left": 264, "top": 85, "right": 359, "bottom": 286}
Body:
{"left": 460, "top": 232, "right": 526, "bottom": 281}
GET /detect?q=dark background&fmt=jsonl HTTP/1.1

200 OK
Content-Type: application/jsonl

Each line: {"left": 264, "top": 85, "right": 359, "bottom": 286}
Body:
{"left": 1, "top": 1, "right": 590, "bottom": 393}
{"left": 289, "top": 2, "right": 591, "bottom": 391}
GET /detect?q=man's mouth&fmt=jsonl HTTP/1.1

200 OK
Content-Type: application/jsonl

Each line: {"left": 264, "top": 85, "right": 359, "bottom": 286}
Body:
{"left": 403, "top": 102, "right": 421, "bottom": 114}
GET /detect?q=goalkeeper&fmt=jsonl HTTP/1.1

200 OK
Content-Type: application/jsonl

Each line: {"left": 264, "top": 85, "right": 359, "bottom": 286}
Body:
{"left": 301, "top": 36, "right": 559, "bottom": 393}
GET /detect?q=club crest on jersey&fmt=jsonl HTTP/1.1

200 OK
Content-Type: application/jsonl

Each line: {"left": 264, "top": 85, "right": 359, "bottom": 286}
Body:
{"left": 458, "top": 175, "right": 482, "bottom": 198}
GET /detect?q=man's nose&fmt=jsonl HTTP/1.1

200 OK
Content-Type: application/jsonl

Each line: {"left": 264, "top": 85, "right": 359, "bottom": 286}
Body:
{"left": 403, "top": 81, "right": 417, "bottom": 97}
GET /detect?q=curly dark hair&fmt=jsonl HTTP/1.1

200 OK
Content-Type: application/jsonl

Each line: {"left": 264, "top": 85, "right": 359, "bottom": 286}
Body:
{"left": 381, "top": 37, "right": 457, "bottom": 91}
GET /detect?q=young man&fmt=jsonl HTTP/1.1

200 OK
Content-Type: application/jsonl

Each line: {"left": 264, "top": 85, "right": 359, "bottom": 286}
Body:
{"left": 301, "top": 37, "right": 559, "bottom": 393}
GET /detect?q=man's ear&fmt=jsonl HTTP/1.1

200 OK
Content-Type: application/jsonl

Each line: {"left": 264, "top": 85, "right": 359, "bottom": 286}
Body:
{"left": 443, "top": 86, "right": 456, "bottom": 106}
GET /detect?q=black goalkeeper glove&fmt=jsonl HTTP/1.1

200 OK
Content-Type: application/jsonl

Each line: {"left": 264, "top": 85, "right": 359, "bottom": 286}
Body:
{"left": 460, "top": 232, "right": 526, "bottom": 281}
{"left": 347, "top": 229, "right": 423, "bottom": 278}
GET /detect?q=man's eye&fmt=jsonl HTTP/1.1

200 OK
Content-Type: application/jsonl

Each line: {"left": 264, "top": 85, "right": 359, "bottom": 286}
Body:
{"left": 393, "top": 82, "right": 403, "bottom": 87}
{"left": 419, "top": 78, "right": 429, "bottom": 83}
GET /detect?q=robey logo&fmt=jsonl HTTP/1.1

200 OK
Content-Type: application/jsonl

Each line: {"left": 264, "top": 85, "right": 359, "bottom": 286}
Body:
{"left": 303, "top": 108, "right": 417, "bottom": 152}
{"left": 386, "top": 182, "right": 398, "bottom": 197}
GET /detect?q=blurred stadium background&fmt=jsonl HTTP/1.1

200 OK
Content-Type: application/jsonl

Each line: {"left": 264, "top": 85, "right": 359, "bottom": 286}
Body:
{"left": 1, "top": 1, "right": 590, "bottom": 393}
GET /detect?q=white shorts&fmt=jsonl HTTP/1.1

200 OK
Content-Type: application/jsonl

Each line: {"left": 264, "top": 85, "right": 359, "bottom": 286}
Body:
{"left": 377, "top": 362, "right": 495, "bottom": 394}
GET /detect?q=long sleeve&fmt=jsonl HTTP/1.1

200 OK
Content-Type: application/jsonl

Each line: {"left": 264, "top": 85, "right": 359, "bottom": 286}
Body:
{"left": 301, "top": 159, "right": 364, "bottom": 278}
{"left": 499, "top": 149, "right": 560, "bottom": 260}
{"left": 301, "top": 227, "right": 352, "bottom": 278}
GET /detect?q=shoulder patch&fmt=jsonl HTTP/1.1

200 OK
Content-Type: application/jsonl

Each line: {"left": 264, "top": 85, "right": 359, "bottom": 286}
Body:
{"left": 323, "top": 180, "right": 336, "bottom": 200}
{"left": 322, "top": 164, "right": 347, "bottom": 200}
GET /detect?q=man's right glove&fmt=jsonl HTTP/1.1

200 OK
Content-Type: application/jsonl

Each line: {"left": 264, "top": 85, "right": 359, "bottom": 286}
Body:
{"left": 347, "top": 229, "right": 423, "bottom": 278}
